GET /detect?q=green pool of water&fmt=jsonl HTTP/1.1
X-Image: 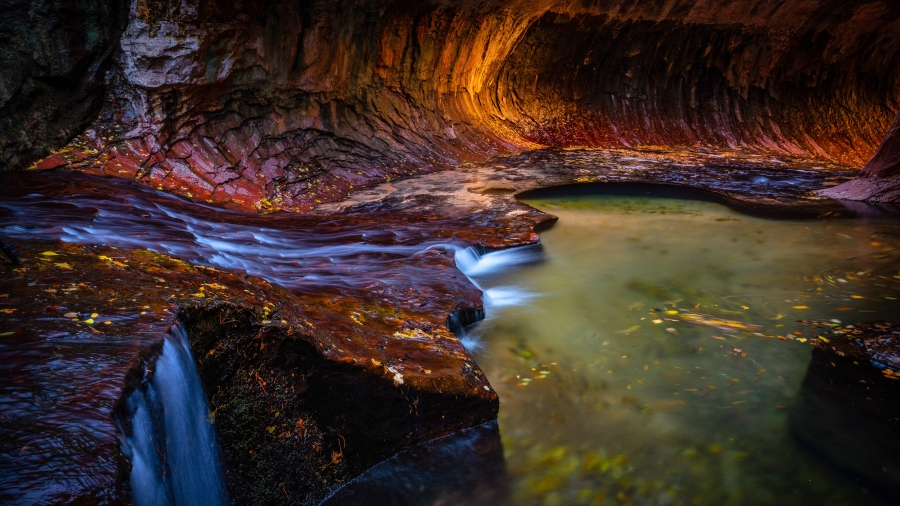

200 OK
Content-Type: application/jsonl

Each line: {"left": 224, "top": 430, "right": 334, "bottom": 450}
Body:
{"left": 471, "top": 186, "right": 900, "bottom": 506}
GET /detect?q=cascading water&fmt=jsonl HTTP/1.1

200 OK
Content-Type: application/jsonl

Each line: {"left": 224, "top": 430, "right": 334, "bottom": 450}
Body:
{"left": 452, "top": 245, "right": 541, "bottom": 312}
{"left": 445, "top": 245, "right": 542, "bottom": 347}
{"left": 118, "top": 324, "right": 228, "bottom": 506}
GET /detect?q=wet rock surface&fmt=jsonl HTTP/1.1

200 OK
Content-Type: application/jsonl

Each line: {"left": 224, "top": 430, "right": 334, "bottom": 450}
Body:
{"left": 319, "top": 147, "right": 864, "bottom": 218}
{"left": 3, "top": 147, "right": 900, "bottom": 504}
{"left": 1, "top": 169, "right": 539, "bottom": 504}
{"left": 0, "top": 241, "right": 209, "bottom": 505}
{"left": 0, "top": 234, "right": 498, "bottom": 505}
{"left": 182, "top": 303, "right": 498, "bottom": 505}
{"left": 320, "top": 421, "right": 509, "bottom": 506}
{"left": 817, "top": 321, "right": 900, "bottom": 374}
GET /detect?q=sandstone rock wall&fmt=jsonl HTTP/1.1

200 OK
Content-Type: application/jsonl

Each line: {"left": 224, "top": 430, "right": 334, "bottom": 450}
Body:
{"left": 496, "top": 7, "right": 900, "bottom": 167}
{"left": 5, "top": 0, "right": 900, "bottom": 206}
{"left": 821, "top": 111, "right": 900, "bottom": 201}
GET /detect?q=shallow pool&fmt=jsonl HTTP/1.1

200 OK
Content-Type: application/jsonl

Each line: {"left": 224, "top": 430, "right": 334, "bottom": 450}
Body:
{"left": 469, "top": 185, "right": 900, "bottom": 505}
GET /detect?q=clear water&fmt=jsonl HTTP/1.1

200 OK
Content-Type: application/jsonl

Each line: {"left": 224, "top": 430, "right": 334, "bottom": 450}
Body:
{"left": 468, "top": 186, "right": 900, "bottom": 506}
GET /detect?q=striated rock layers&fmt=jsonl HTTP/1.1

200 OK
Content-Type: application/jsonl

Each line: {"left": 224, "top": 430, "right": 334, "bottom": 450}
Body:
{"left": 3, "top": 0, "right": 900, "bottom": 207}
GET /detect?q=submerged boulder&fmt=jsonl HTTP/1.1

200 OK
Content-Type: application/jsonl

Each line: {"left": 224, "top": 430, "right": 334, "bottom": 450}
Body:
{"left": 790, "top": 321, "right": 900, "bottom": 500}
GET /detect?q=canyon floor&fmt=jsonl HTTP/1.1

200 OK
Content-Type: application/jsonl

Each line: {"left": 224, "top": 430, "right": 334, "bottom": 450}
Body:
{"left": 2, "top": 147, "right": 900, "bottom": 505}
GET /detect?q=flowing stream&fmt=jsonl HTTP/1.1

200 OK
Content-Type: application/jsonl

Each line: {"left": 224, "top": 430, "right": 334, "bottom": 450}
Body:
{"left": 3, "top": 171, "right": 900, "bottom": 505}
{"left": 462, "top": 184, "right": 900, "bottom": 505}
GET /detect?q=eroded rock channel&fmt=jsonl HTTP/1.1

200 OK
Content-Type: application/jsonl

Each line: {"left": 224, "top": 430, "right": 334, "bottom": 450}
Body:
{"left": 2, "top": 0, "right": 900, "bottom": 505}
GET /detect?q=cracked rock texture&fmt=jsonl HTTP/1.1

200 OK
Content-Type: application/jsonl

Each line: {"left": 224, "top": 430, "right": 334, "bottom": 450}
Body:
{"left": 5, "top": 0, "right": 900, "bottom": 206}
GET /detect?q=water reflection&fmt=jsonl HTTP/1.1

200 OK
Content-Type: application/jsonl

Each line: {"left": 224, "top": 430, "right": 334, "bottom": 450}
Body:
{"left": 322, "top": 421, "right": 509, "bottom": 505}
{"left": 469, "top": 185, "right": 900, "bottom": 505}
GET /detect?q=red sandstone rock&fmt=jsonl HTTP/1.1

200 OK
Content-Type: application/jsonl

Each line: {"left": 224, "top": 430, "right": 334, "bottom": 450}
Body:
{"left": 16, "top": 0, "right": 900, "bottom": 208}
{"left": 33, "top": 154, "right": 68, "bottom": 170}
{"left": 822, "top": 112, "right": 900, "bottom": 202}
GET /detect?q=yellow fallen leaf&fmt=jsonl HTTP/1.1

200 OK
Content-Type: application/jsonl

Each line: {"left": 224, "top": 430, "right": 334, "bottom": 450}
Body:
{"left": 792, "top": 305, "right": 808, "bottom": 309}
{"left": 90, "top": 313, "right": 99, "bottom": 318}
{"left": 84, "top": 318, "right": 94, "bottom": 324}
{"left": 665, "top": 310, "right": 679, "bottom": 315}
{"left": 41, "top": 251, "right": 61, "bottom": 256}
{"left": 54, "top": 263, "right": 72, "bottom": 269}
{"left": 104, "top": 321, "right": 112, "bottom": 325}
{"left": 850, "top": 295, "right": 865, "bottom": 299}
{"left": 393, "top": 329, "right": 430, "bottom": 339}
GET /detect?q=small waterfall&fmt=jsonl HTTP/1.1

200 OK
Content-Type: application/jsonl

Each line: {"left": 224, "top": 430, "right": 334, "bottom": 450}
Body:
{"left": 443, "top": 245, "right": 542, "bottom": 347}
{"left": 118, "top": 325, "right": 228, "bottom": 506}
{"left": 453, "top": 245, "right": 541, "bottom": 311}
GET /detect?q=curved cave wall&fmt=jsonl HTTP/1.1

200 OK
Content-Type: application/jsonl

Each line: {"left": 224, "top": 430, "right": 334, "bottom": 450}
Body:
{"left": 65, "top": 0, "right": 541, "bottom": 211}
{"left": 823, "top": 110, "right": 900, "bottom": 201}
{"left": 493, "top": 7, "right": 900, "bottom": 166}
{"left": 3, "top": 0, "right": 900, "bottom": 206}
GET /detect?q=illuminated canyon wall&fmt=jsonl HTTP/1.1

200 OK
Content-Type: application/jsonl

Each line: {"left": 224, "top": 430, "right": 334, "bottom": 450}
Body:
{"left": 3, "top": 0, "right": 900, "bottom": 207}
{"left": 822, "top": 110, "right": 900, "bottom": 201}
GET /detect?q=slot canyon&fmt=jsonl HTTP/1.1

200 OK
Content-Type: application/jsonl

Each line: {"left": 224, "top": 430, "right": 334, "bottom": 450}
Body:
{"left": 2, "top": 1, "right": 900, "bottom": 505}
